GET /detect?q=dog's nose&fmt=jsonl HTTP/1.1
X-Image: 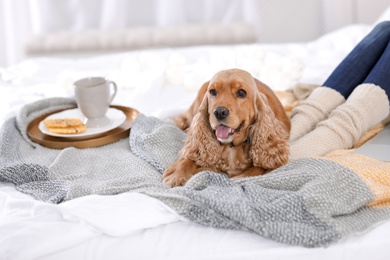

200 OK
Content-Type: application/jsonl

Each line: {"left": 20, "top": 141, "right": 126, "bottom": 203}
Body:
{"left": 214, "top": 106, "right": 229, "bottom": 120}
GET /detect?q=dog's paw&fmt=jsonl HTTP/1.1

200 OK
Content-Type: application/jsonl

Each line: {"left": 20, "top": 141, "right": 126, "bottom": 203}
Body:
{"left": 174, "top": 115, "right": 190, "bottom": 131}
{"left": 230, "top": 167, "right": 266, "bottom": 179}
{"left": 163, "top": 172, "right": 192, "bottom": 187}
{"left": 163, "top": 167, "right": 193, "bottom": 187}
{"left": 163, "top": 157, "right": 202, "bottom": 187}
{"left": 163, "top": 159, "right": 197, "bottom": 187}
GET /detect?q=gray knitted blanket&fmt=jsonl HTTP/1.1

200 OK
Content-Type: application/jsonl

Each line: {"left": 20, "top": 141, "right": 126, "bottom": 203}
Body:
{"left": 1, "top": 98, "right": 390, "bottom": 247}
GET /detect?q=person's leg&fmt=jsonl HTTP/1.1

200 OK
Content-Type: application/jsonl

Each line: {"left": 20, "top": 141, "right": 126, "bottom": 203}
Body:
{"left": 363, "top": 41, "right": 390, "bottom": 102}
{"left": 289, "top": 87, "right": 344, "bottom": 142}
{"left": 290, "top": 21, "right": 390, "bottom": 142}
{"left": 323, "top": 21, "right": 390, "bottom": 98}
{"left": 290, "top": 83, "right": 389, "bottom": 160}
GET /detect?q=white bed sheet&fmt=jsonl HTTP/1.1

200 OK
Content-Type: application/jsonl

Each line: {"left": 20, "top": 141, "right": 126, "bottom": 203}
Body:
{"left": 1, "top": 19, "right": 390, "bottom": 259}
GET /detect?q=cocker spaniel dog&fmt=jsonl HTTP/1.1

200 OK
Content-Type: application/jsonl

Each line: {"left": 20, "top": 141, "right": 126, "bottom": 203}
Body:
{"left": 163, "top": 68, "right": 290, "bottom": 187}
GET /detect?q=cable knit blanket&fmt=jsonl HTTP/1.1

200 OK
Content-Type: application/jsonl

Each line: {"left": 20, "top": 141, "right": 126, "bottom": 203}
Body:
{"left": 1, "top": 98, "right": 390, "bottom": 247}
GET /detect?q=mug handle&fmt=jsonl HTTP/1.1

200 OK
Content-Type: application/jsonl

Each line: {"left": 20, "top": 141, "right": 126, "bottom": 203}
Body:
{"left": 109, "top": 81, "right": 118, "bottom": 103}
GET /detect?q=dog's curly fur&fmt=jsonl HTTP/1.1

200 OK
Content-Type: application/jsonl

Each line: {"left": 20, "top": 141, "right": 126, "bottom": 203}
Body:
{"left": 163, "top": 69, "right": 290, "bottom": 187}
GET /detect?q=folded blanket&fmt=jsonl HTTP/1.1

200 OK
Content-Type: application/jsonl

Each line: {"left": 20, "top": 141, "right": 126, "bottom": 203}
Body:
{"left": 1, "top": 98, "right": 390, "bottom": 247}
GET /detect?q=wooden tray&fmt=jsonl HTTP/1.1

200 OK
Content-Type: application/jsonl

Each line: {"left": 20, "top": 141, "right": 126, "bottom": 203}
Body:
{"left": 27, "top": 105, "right": 139, "bottom": 149}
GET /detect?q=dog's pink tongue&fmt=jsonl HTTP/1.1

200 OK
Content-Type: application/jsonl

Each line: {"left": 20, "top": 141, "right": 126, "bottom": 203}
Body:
{"left": 216, "top": 125, "right": 231, "bottom": 139}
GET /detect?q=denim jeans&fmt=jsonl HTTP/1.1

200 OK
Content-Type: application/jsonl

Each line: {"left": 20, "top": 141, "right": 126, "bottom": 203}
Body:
{"left": 323, "top": 21, "right": 390, "bottom": 101}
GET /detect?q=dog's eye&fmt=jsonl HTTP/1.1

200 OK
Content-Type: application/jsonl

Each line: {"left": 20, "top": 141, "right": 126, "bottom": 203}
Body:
{"left": 209, "top": 89, "right": 217, "bottom": 97}
{"left": 237, "top": 89, "right": 247, "bottom": 98}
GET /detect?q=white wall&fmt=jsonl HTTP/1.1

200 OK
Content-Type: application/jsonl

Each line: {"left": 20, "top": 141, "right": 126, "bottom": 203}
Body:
{"left": 323, "top": 0, "right": 389, "bottom": 33}
{"left": 355, "top": 0, "right": 390, "bottom": 24}
{"left": 250, "top": 0, "right": 323, "bottom": 43}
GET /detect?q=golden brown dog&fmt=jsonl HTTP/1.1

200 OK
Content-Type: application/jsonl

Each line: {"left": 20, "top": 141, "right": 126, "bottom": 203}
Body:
{"left": 163, "top": 68, "right": 290, "bottom": 187}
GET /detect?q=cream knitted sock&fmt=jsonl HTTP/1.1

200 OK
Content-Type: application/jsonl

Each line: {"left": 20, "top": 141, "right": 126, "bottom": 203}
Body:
{"left": 289, "top": 87, "right": 345, "bottom": 142}
{"left": 290, "top": 83, "right": 390, "bottom": 160}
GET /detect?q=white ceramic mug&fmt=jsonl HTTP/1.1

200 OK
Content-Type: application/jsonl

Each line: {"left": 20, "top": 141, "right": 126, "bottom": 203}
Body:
{"left": 74, "top": 77, "right": 117, "bottom": 126}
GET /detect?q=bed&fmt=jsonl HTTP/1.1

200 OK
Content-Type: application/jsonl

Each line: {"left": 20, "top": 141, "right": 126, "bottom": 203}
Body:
{"left": 1, "top": 11, "right": 390, "bottom": 260}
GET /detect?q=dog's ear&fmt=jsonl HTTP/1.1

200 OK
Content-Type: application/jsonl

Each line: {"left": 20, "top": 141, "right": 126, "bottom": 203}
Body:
{"left": 249, "top": 92, "right": 289, "bottom": 170}
{"left": 181, "top": 93, "right": 220, "bottom": 166}
{"left": 175, "top": 81, "right": 210, "bottom": 130}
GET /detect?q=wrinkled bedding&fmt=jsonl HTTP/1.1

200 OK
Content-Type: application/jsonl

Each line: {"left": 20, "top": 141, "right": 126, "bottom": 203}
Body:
{"left": 1, "top": 99, "right": 390, "bottom": 251}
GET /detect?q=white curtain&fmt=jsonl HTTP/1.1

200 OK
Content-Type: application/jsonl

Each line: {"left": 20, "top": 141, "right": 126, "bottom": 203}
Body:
{"left": 0, "top": 0, "right": 346, "bottom": 68}
{"left": 0, "top": 0, "right": 35, "bottom": 67}
{"left": 0, "top": 0, "right": 263, "bottom": 68}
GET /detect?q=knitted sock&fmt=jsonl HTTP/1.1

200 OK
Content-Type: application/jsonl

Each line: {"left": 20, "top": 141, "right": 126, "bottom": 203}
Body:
{"left": 289, "top": 87, "right": 345, "bottom": 142}
{"left": 290, "top": 83, "right": 390, "bottom": 160}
